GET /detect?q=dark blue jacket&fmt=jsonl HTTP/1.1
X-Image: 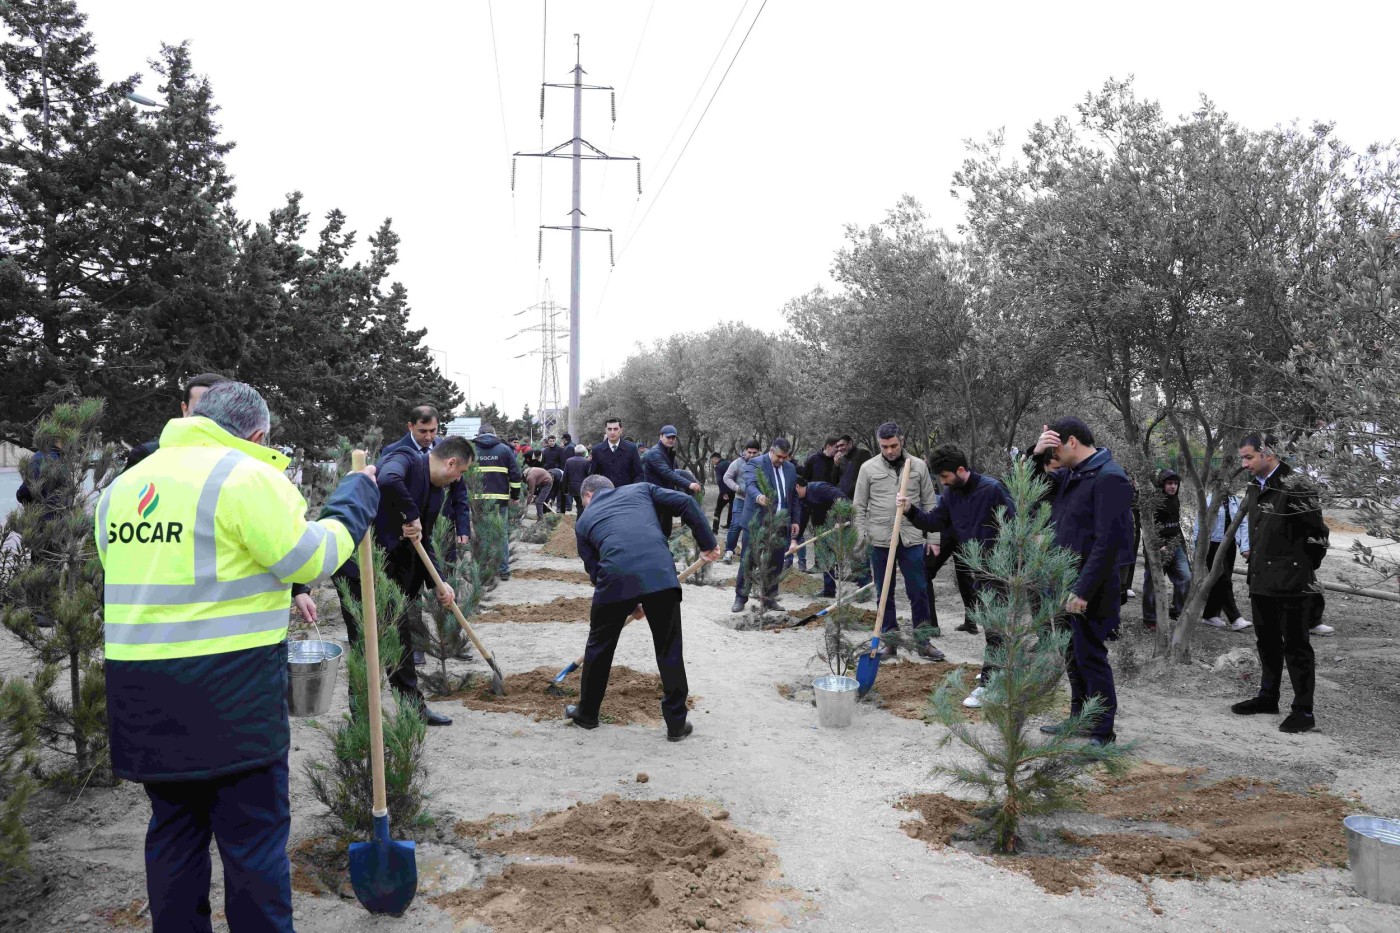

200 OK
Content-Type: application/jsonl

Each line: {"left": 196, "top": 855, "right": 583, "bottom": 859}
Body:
{"left": 383, "top": 432, "right": 471, "bottom": 538}
{"left": 903, "top": 472, "right": 1014, "bottom": 555}
{"left": 837, "top": 447, "right": 871, "bottom": 499}
{"left": 575, "top": 483, "right": 718, "bottom": 606}
{"left": 563, "top": 454, "right": 591, "bottom": 493}
{"left": 802, "top": 450, "right": 836, "bottom": 484}
{"left": 542, "top": 444, "right": 567, "bottom": 471}
{"left": 1036, "top": 448, "right": 1135, "bottom": 607}
{"left": 107, "top": 471, "right": 377, "bottom": 783}
{"left": 473, "top": 433, "right": 522, "bottom": 502}
{"left": 642, "top": 443, "right": 691, "bottom": 492}
{"left": 123, "top": 439, "right": 160, "bottom": 473}
{"left": 589, "top": 439, "right": 644, "bottom": 487}
{"left": 745, "top": 454, "right": 802, "bottom": 529}
{"left": 801, "top": 480, "right": 846, "bottom": 527}
{"left": 1243, "top": 461, "right": 1329, "bottom": 597}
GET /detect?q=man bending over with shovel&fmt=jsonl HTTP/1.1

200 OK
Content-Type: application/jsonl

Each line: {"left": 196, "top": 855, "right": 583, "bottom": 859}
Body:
{"left": 566, "top": 475, "right": 721, "bottom": 741}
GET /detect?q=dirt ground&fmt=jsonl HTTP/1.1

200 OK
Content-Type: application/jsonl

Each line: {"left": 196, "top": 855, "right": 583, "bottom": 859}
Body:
{"left": 2, "top": 516, "right": 1399, "bottom": 933}
{"left": 476, "top": 595, "right": 594, "bottom": 625}
{"left": 458, "top": 665, "right": 697, "bottom": 724}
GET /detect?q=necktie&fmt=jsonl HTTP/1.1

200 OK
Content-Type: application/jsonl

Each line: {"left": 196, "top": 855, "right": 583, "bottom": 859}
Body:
{"left": 775, "top": 466, "right": 785, "bottom": 510}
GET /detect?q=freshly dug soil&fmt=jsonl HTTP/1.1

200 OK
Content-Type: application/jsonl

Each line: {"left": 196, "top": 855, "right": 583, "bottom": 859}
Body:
{"left": 477, "top": 595, "right": 594, "bottom": 624}
{"left": 779, "top": 572, "right": 821, "bottom": 595}
{"left": 510, "top": 567, "right": 593, "bottom": 585}
{"left": 437, "top": 796, "right": 794, "bottom": 933}
{"left": 898, "top": 761, "right": 1354, "bottom": 894}
{"left": 460, "top": 665, "right": 697, "bottom": 724}
{"left": 541, "top": 513, "right": 579, "bottom": 558}
{"left": 865, "top": 659, "right": 981, "bottom": 720}
{"left": 785, "top": 601, "right": 877, "bottom": 630}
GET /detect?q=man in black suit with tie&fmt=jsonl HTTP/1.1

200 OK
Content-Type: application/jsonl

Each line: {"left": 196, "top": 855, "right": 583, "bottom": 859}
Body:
{"left": 382, "top": 405, "right": 473, "bottom": 545}
{"left": 589, "top": 416, "right": 645, "bottom": 487}
{"left": 733, "top": 437, "right": 801, "bottom": 613}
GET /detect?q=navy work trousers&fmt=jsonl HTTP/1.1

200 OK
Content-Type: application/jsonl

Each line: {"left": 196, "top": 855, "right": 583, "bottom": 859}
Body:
{"left": 578, "top": 588, "right": 689, "bottom": 731}
{"left": 1064, "top": 606, "right": 1118, "bottom": 740}
{"left": 143, "top": 756, "right": 293, "bottom": 932}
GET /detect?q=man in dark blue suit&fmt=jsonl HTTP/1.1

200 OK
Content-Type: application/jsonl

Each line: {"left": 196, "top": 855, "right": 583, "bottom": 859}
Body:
{"left": 733, "top": 437, "right": 801, "bottom": 613}
{"left": 643, "top": 424, "right": 702, "bottom": 536}
{"left": 589, "top": 416, "right": 645, "bottom": 487}
{"left": 381, "top": 405, "right": 473, "bottom": 546}
{"left": 334, "top": 435, "right": 475, "bottom": 726}
{"left": 567, "top": 475, "right": 720, "bottom": 741}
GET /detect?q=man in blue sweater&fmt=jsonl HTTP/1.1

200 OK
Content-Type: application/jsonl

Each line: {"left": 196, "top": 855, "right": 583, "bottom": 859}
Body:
{"left": 1031, "top": 418, "right": 1134, "bottom": 745}
{"left": 898, "top": 444, "right": 1015, "bottom": 708}
{"left": 567, "top": 476, "right": 720, "bottom": 740}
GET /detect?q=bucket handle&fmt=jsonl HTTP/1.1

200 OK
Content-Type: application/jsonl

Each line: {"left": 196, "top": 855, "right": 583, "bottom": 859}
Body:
{"left": 290, "top": 611, "right": 329, "bottom": 666}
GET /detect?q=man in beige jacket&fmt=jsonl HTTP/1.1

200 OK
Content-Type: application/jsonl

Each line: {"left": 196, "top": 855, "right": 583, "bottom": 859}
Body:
{"left": 854, "top": 421, "right": 944, "bottom": 661}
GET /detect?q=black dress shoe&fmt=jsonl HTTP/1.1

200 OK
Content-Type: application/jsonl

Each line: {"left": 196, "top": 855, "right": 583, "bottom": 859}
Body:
{"left": 1087, "top": 734, "right": 1116, "bottom": 747}
{"left": 730, "top": 597, "right": 747, "bottom": 613}
{"left": 564, "top": 704, "right": 599, "bottom": 730}
{"left": 419, "top": 706, "right": 452, "bottom": 726}
{"left": 917, "top": 641, "right": 946, "bottom": 662}
{"left": 954, "top": 621, "right": 979, "bottom": 634}
{"left": 1279, "top": 711, "right": 1315, "bottom": 734}
{"left": 667, "top": 721, "right": 693, "bottom": 743}
{"left": 1231, "top": 697, "right": 1279, "bottom": 715}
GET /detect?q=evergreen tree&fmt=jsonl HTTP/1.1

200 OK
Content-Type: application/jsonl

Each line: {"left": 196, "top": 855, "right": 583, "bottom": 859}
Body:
{"left": 0, "top": 398, "right": 120, "bottom": 780}
{"left": 740, "top": 470, "right": 791, "bottom": 625}
{"left": 0, "top": 675, "right": 41, "bottom": 879}
{"left": 926, "top": 460, "right": 1132, "bottom": 853}
{"left": 419, "top": 519, "right": 481, "bottom": 697}
{"left": 814, "top": 500, "right": 863, "bottom": 675}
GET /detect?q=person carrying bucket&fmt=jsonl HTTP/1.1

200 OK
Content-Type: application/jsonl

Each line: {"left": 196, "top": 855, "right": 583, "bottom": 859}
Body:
{"left": 566, "top": 475, "right": 721, "bottom": 740}
{"left": 97, "top": 382, "right": 378, "bottom": 932}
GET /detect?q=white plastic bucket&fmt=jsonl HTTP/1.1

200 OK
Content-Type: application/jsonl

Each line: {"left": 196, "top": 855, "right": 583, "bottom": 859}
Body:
{"left": 813, "top": 675, "right": 859, "bottom": 728}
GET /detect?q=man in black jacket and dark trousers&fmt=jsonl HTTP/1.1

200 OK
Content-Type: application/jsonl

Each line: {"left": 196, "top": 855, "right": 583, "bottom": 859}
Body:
{"left": 711, "top": 452, "right": 732, "bottom": 533}
{"left": 562, "top": 444, "right": 591, "bottom": 515}
{"left": 1231, "top": 433, "right": 1329, "bottom": 734}
{"left": 334, "top": 436, "right": 475, "bottom": 726}
{"left": 642, "top": 424, "right": 702, "bottom": 537}
{"left": 589, "top": 417, "right": 645, "bottom": 487}
{"left": 793, "top": 437, "right": 839, "bottom": 571}
{"left": 566, "top": 475, "right": 720, "bottom": 741}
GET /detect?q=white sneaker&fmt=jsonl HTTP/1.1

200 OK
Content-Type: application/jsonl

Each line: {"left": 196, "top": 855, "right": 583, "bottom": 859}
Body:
{"left": 1201, "top": 616, "right": 1227, "bottom": 628}
{"left": 1228, "top": 618, "right": 1253, "bottom": 631}
{"left": 1310, "top": 623, "right": 1335, "bottom": 636}
{"left": 1126, "top": 589, "right": 1137, "bottom": 599}
{"left": 723, "top": 550, "right": 733, "bottom": 564}
{"left": 962, "top": 686, "right": 986, "bottom": 709}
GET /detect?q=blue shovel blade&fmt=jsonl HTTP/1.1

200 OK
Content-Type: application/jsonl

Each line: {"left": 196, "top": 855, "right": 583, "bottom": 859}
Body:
{"left": 349, "top": 814, "right": 417, "bottom": 916}
{"left": 855, "top": 637, "right": 881, "bottom": 697}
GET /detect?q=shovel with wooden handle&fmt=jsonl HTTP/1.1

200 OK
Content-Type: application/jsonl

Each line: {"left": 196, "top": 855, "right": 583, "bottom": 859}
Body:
{"left": 409, "top": 537, "right": 506, "bottom": 696}
{"left": 856, "top": 459, "right": 913, "bottom": 699}
{"left": 547, "top": 555, "right": 708, "bottom": 695}
{"left": 346, "top": 450, "right": 418, "bottom": 916}
{"left": 784, "top": 521, "right": 850, "bottom": 556}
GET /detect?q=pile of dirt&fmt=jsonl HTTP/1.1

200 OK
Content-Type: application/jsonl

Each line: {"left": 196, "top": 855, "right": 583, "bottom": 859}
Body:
{"left": 437, "top": 796, "right": 795, "bottom": 932}
{"left": 541, "top": 513, "right": 579, "bottom": 558}
{"left": 779, "top": 573, "right": 821, "bottom": 595}
{"left": 785, "top": 601, "right": 877, "bottom": 630}
{"left": 897, "top": 762, "right": 1353, "bottom": 894}
{"left": 510, "top": 567, "right": 593, "bottom": 585}
{"left": 289, "top": 835, "right": 353, "bottom": 900}
{"left": 477, "top": 595, "right": 594, "bottom": 624}
{"left": 866, "top": 659, "right": 981, "bottom": 720}
{"left": 460, "top": 665, "right": 696, "bottom": 724}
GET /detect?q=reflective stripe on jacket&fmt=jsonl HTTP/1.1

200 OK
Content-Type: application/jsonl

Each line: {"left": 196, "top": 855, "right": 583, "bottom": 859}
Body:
{"left": 96, "top": 416, "right": 376, "bottom": 781}
{"left": 472, "top": 433, "right": 522, "bottom": 501}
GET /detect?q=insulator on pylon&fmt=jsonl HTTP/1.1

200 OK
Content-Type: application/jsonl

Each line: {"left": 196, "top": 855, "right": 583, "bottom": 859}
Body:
{"left": 609, "top": 232, "right": 615, "bottom": 267}
{"left": 510, "top": 158, "right": 517, "bottom": 192}
{"left": 539, "top": 86, "right": 546, "bottom": 120}
{"left": 610, "top": 91, "right": 617, "bottom": 124}
{"left": 635, "top": 162, "right": 642, "bottom": 198}
{"left": 537, "top": 230, "right": 543, "bottom": 264}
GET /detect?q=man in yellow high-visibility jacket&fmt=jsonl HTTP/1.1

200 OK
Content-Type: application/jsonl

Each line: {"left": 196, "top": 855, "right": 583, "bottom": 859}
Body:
{"left": 97, "top": 381, "right": 378, "bottom": 933}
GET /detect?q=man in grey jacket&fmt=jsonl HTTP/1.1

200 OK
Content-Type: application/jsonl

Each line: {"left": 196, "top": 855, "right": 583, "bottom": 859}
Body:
{"left": 722, "top": 441, "right": 761, "bottom": 562}
{"left": 853, "top": 422, "right": 943, "bottom": 660}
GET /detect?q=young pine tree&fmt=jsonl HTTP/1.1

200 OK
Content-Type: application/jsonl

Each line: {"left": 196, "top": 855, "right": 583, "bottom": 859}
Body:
{"left": 464, "top": 463, "right": 510, "bottom": 590}
{"left": 927, "top": 459, "right": 1133, "bottom": 854}
{"left": 0, "top": 399, "right": 120, "bottom": 781}
{"left": 0, "top": 675, "right": 41, "bottom": 879}
{"left": 813, "top": 500, "right": 864, "bottom": 676}
{"left": 309, "top": 546, "right": 430, "bottom": 841}
{"left": 741, "top": 470, "right": 792, "bottom": 622}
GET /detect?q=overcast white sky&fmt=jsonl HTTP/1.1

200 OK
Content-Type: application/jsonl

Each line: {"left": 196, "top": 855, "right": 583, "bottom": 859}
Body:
{"left": 86, "top": 1, "right": 1398, "bottom": 421}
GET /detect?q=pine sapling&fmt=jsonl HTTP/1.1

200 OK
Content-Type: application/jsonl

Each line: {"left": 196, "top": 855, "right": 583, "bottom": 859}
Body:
{"left": 419, "top": 521, "right": 480, "bottom": 697}
{"left": 0, "top": 675, "right": 40, "bottom": 879}
{"left": 0, "top": 399, "right": 120, "bottom": 783}
{"left": 927, "top": 459, "right": 1133, "bottom": 854}
{"left": 742, "top": 470, "right": 792, "bottom": 623}
{"left": 814, "top": 500, "right": 864, "bottom": 676}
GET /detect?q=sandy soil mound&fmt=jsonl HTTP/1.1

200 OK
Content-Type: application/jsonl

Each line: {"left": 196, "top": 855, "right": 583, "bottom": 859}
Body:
{"left": 477, "top": 595, "right": 594, "bottom": 624}
{"left": 510, "top": 567, "right": 593, "bottom": 585}
{"left": 436, "top": 796, "right": 795, "bottom": 932}
{"left": 460, "top": 665, "right": 696, "bottom": 724}
{"left": 865, "top": 659, "right": 982, "bottom": 720}
{"left": 785, "top": 601, "right": 877, "bottom": 629}
{"left": 542, "top": 513, "right": 579, "bottom": 558}
{"left": 898, "top": 762, "right": 1353, "bottom": 894}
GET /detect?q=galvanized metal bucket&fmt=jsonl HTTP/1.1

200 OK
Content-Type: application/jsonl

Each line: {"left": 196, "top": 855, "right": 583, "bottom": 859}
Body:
{"left": 1345, "top": 814, "right": 1400, "bottom": 904}
{"left": 813, "top": 675, "right": 859, "bottom": 728}
{"left": 287, "top": 623, "right": 343, "bottom": 718}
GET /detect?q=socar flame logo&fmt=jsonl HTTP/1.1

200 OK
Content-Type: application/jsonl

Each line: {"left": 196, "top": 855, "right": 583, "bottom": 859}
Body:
{"left": 137, "top": 483, "right": 159, "bottom": 519}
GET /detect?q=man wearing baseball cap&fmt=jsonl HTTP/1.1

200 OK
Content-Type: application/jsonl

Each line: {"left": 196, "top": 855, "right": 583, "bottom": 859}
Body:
{"left": 643, "top": 424, "right": 702, "bottom": 537}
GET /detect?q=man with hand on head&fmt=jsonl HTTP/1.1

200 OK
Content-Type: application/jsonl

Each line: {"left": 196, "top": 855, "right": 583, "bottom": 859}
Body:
{"left": 567, "top": 475, "right": 720, "bottom": 741}
{"left": 1031, "top": 418, "right": 1134, "bottom": 746}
